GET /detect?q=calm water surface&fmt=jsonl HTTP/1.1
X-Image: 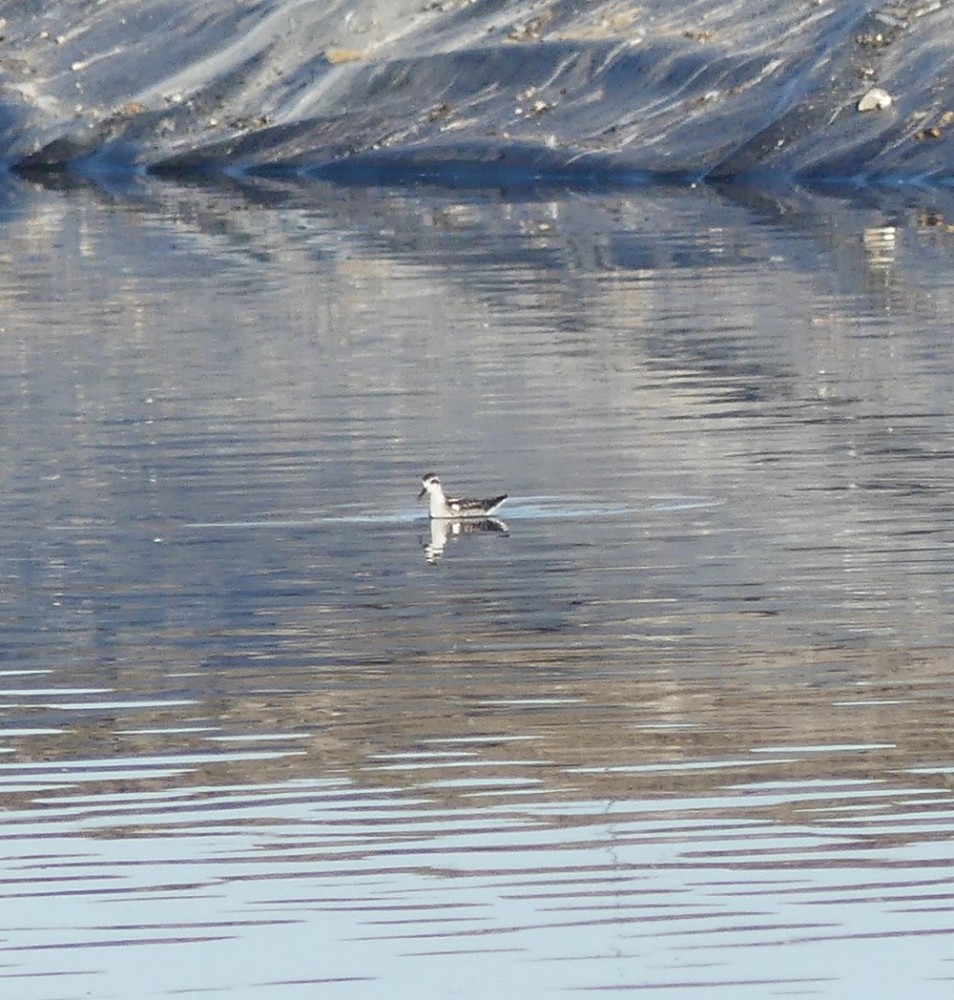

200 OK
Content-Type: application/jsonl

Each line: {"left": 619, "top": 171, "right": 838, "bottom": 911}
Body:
{"left": 2, "top": 175, "right": 954, "bottom": 997}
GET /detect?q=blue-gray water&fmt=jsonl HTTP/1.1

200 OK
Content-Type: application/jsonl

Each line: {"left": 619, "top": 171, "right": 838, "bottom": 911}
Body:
{"left": 3, "top": 172, "right": 954, "bottom": 998}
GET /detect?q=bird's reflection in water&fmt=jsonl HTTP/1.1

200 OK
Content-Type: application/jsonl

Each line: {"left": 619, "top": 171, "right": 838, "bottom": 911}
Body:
{"left": 423, "top": 518, "right": 509, "bottom": 563}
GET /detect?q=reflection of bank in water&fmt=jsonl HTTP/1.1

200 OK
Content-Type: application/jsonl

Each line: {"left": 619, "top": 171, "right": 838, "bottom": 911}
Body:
{"left": 422, "top": 517, "right": 508, "bottom": 563}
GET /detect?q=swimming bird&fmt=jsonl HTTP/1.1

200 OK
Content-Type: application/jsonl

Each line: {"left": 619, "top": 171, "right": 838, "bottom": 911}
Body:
{"left": 417, "top": 472, "right": 508, "bottom": 519}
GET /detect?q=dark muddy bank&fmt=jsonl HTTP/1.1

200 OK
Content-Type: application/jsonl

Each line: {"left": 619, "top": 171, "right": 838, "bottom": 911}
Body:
{"left": 2, "top": 0, "right": 952, "bottom": 182}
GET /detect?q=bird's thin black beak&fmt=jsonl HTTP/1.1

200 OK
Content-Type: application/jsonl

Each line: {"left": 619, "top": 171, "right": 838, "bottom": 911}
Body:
{"left": 417, "top": 486, "right": 427, "bottom": 499}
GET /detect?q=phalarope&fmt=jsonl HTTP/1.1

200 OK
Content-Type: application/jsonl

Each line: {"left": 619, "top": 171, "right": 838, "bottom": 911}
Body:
{"left": 418, "top": 472, "right": 508, "bottom": 519}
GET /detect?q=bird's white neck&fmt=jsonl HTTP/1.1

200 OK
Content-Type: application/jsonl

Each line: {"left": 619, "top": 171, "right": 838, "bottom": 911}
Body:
{"left": 428, "top": 485, "right": 447, "bottom": 518}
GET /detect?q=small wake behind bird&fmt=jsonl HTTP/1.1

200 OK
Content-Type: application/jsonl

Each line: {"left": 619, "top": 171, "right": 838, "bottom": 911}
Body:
{"left": 175, "top": 481, "right": 720, "bottom": 531}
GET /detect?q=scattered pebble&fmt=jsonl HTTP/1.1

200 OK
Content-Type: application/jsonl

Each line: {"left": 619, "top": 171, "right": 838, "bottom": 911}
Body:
{"left": 858, "top": 87, "right": 892, "bottom": 112}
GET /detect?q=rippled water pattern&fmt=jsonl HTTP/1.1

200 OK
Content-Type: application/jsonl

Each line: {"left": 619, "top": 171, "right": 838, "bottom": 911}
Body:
{"left": 3, "top": 177, "right": 954, "bottom": 997}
